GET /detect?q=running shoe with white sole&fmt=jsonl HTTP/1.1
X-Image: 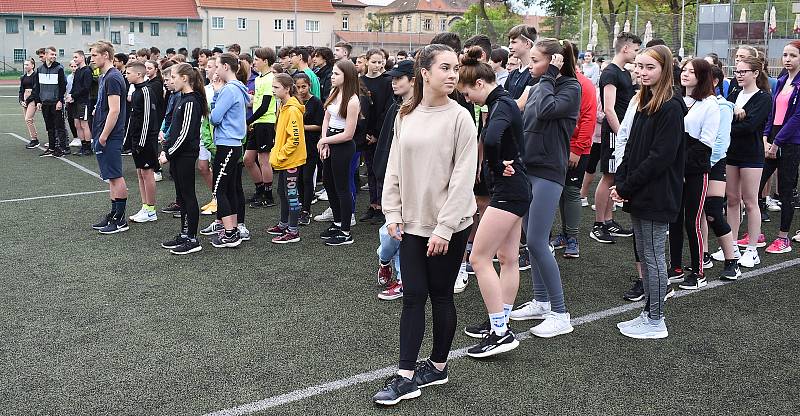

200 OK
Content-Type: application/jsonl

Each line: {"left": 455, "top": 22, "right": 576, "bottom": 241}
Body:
{"left": 372, "top": 375, "right": 420, "bottom": 406}
{"left": 453, "top": 263, "right": 468, "bottom": 293}
{"left": 314, "top": 207, "right": 334, "bottom": 222}
{"left": 200, "top": 221, "right": 223, "bottom": 236}
{"left": 530, "top": 312, "right": 573, "bottom": 338}
{"left": 509, "top": 299, "right": 551, "bottom": 321}
{"left": 738, "top": 247, "right": 761, "bottom": 267}
{"left": 620, "top": 318, "right": 668, "bottom": 339}
{"left": 467, "top": 330, "right": 520, "bottom": 358}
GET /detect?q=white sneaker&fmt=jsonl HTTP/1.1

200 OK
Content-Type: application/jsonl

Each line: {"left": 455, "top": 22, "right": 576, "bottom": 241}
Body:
{"left": 580, "top": 197, "right": 589, "bottom": 207}
{"left": 314, "top": 207, "right": 334, "bottom": 222}
{"left": 154, "top": 171, "right": 163, "bottom": 182}
{"left": 69, "top": 138, "right": 81, "bottom": 147}
{"left": 453, "top": 263, "right": 468, "bottom": 293}
{"left": 530, "top": 312, "right": 573, "bottom": 338}
{"left": 129, "top": 208, "right": 157, "bottom": 223}
{"left": 351, "top": 214, "right": 356, "bottom": 227}
{"left": 509, "top": 299, "right": 552, "bottom": 321}
{"left": 711, "top": 245, "right": 740, "bottom": 262}
{"left": 792, "top": 230, "right": 800, "bottom": 243}
{"left": 238, "top": 223, "right": 251, "bottom": 241}
{"left": 620, "top": 317, "right": 668, "bottom": 339}
{"left": 765, "top": 196, "right": 781, "bottom": 212}
{"left": 617, "top": 311, "right": 648, "bottom": 330}
{"left": 590, "top": 204, "right": 616, "bottom": 212}
{"left": 128, "top": 207, "right": 146, "bottom": 221}
{"left": 318, "top": 190, "right": 329, "bottom": 201}
{"left": 360, "top": 184, "right": 370, "bottom": 191}
{"left": 737, "top": 248, "right": 761, "bottom": 268}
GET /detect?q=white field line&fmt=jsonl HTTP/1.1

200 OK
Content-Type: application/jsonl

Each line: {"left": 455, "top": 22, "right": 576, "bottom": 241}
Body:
{"left": 0, "top": 189, "right": 109, "bottom": 203}
{"left": 5, "top": 132, "right": 103, "bottom": 181}
{"left": 204, "top": 257, "right": 800, "bottom": 416}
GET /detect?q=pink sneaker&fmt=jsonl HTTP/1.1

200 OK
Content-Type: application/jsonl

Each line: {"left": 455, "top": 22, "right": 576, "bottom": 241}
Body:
{"left": 736, "top": 233, "right": 767, "bottom": 248}
{"left": 271, "top": 231, "right": 300, "bottom": 244}
{"left": 267, "top": 224, "right": 286, "bottom": 235}
{"left": 765, "top": 237, "right": 792, "bottom": 254}
{"left": 377, "top": 262, "right": 392, "bottom": 286}
{"left": 378, "top": 280, "right": 403, "bottom": 300}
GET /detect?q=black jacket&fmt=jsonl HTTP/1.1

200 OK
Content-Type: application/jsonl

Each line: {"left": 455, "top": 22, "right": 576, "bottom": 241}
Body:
{"left": 373, "top": 98, "right": 401, "bottom": 182}
{"left": 32, "top": 61, "right": 66, "bottom": 104}
{"left": 71, "top": 65, "right": 93, "bottom": 105}
{"left": 484, "top": 86, "right": 525, "bottom": 176}
{"left": 147, "top": 76, "right": 166, "bottom": 127}
{"left": 616, "top": 94, "right": 687, "bottom": 223}
{"left": 315, "top": 64, "right": 333, "bottom": 101}
{"left": 125, "top": 82, "right": 161, "bottom": 150}
{"left": 362, "top": 73, "right": 394, "bottom": 138}
{"left": 726, "top": 89, "right": 771, "bottom": 163}
{"left": 522, "top": 65, "right": 581, "bottom": 186}
{"left": 163, "top": 91, "right": 202, "bottom": 160}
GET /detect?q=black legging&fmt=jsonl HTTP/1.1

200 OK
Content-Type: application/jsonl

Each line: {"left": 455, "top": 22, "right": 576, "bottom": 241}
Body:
{"left": 398, "top": 227, "right": 471, "bottom": 371}
{"left": 42, "top": 102, "right": 67, "bottom": 150}
{"left": 774, "top": 144, "right": 800, "bottom": 232}
{"left": 171, "top": 157, "right": 199, "bottom": 238}
{"left": 236, "top": 161, "right": 245, "bottom": 224}
{"left": 278, "top": 167, "right": 301, "bottom": 229}
{"left": 213, "top": 145, "right": 243, "bottom": 225}
{"left": 322, "top": 129, "right": 355, "bottom": 231}
{"left": 669, "top": 173, "right": 708, "bottom": 274}
{"left": 300, "top": 136, "right": 320, "bottom": 212}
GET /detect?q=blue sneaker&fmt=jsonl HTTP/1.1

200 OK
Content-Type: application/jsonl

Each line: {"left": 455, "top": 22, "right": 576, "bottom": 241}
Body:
{"left": 550, "top": 233, "right": 568, "bottom": 250}
{"left": 563, "top": 236, "right": 580, "bottom": 258}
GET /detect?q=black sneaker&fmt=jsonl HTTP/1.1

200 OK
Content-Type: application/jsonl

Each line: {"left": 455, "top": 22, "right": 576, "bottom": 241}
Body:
{"left": 703, "top": 253, "right": 714, "bottom": 269}
{"left": 263, "top": 195, "right": 276, "bottom": 207}
{"left": 761, "top": 211, "right": 770, "bottom": 222}
{"left": 320, "top": 224, "right": 341, "bottom": 240}
{"left": 26, "top": 139, "right": 40, "bottom": 149}
{"left": 371, "top": 210, "right": 385, "bottom": 225}
{"left": 211, "top": 229, "right": 242, "bottom": 248}
{"left": 92, "top": 213, "right": 114, "bottom": 230}
{"left": 606, "top": 220, "right": 633, "bottom": 237}
{"left": 463, "top": 320, "right": 490, "bottom": 339}
{"left": 721, "top": 260, "right": 742, "bottom": 281}
{"left": 664, "top": 284, "right": 675, "bottom": 301}
{"left": 623, "top": 279, "right": 644, "bottom": 301}
{"left": 61, "top": 147, "right": 71, "bottom": 155}
{"left": 359, "top": 207, "right": 376, "bottom": 222}
{"left": 467, "top": 330, "right": 520, "bottom": 358}
{"left": 412, "top": 359, "right": 448, "bottom": 388}
{"left": 678, "top": 272, "right": 707, "bottom": 290}
{"left": 518, "top": 247, "right": 531, "bottom": 271}
{"left": 98, "top": 217, "right": 129, "bottom": 234}
{"left": 39, "top": 149, "right": 54, "bottom": 157}
{"left": 170, "top": 238, "right": 202, "bottom": 255}
{"left": 372, "top": 374, "right": 420, "bottom": 406}
{"left": 161, "top": 202, "right": 181, "bottom": 214}
{"left": 161, "top": 234, "right": 189, "bottom": 249}
{"left": 325, "top": 231, "right": 354, "bottom": 246}
{"left": 247, "top": 191, "right": 261, "bottom": 204}
{"left": 298, "top": 211, "right": 311, "bottom": 226}
{"left": 121, "top": 149, "right": 132, "bottom": 156}
{"left": 667, "top": 267, "right": 685, "bottom": 284}
{"left": 589, "top": 224, "right": 616, "bottom": 244}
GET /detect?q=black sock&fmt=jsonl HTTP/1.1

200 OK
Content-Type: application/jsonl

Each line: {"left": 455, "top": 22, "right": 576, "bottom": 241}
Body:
{"left": 225, "top": 228, "right": 237, "bottom": 237}
{"left": 594, "top": 221, "right": 604, "bottom": 227}
{"left": 113, "top": 198, "right": 127, "bottom": 220}
{"left": 255, "top": 182, "right": 264, "bottom": 193}
{"left": 265, "top": 182, "right": 273, "bottom": 192}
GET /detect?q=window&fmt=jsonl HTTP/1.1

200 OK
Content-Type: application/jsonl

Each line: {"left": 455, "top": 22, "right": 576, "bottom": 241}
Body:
{"left": 237, "top": 18, "right": 247, "bottom": 30}
{"left": 139, "top": 22, "right": 144, "bottom": 33}
{"left": 13, "top": 48, "right": 25, "bottom": 63}
{"left": 287, "top": 19, "right": 295, "bottom": 31}
{"left": 406, "top": 16, "right": 411, "bottom": 31}
{"left": 150, "top": 22, "right": 159, "bottom": 36}
{"left": 305, "top": 20, "right": 319, "bottom": 32}
{"left": 423, "top": 18, "right": 431, "bottom": 31}
{"left": 29, "top": 19, "right": 35, "bottom": 31}
{"left": 54, "top": 19, "right": 66, "bottom": 34}
{"left": 58, "top": 49, "right": 65, "bottom": 57}
{"left": 274, "top": 19, "right": 282, "bottom": 31}
{"left": 212, "top": 17, "right": 224, "bottom": 29}
{"left": 95, "top": 21, "right": 100, "bottom": 32}
{"left": 130, "top": 22, "right": 135, "bottom": 32}
{"left": 6, "top": 19, "right": 19, "bottom": 34}
{"left": 177, "top": 22, "right": 187, "bottom": 37}
{"left": 111, "top": 31, "right": 121, "bottom": 44}
{"left": 439, "top": 18, "right": 446, "bottom": 32}
{"left": 342, "top": 15, "right": 349, "bottom": 30}
{"left": 82, "top": 20, "right": 91, "bottom": 35}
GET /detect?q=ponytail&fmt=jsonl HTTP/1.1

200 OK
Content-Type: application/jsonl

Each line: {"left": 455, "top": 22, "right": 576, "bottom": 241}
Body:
{"left": 173, "top": 63, "right": 208, "bottom": 117}
{"left": 533, "top": 38, "right": 577, "bottom": 78}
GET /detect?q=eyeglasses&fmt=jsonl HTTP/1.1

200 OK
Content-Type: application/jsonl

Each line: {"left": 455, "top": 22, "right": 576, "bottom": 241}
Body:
{"left": 732, "top": 70, "right": 755, "bottom": 75}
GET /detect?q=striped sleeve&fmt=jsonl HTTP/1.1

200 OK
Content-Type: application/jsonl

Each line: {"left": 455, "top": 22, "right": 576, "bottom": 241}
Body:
{"left": 168, "top": 101, "right": 193, "bottom": 156}
{"left": 139, "top": 87, "right": 151, "bottom": 148}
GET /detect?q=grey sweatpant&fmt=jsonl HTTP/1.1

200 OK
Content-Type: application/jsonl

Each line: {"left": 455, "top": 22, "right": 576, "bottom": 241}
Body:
{"left": 559, "top": 184, "right": 582, "bottom": 237}
{"left": 526, "top": 175, "right": 567, "bottom": 313}
{"left": 631, "top": 216, "right": 668, "bottom": 320}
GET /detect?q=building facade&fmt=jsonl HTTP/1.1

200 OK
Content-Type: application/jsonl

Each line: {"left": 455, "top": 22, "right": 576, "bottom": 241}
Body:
{"left": 332, "top": 0, "right": 369, "bottom": 33}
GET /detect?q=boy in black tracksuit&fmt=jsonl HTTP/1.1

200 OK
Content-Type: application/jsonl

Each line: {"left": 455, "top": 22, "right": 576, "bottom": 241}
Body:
{"left": 32, "top": 48, "right": 68, "bottom": 156}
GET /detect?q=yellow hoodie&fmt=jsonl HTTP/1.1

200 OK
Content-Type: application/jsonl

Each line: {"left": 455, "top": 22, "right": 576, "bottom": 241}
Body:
{"left": 270, "top": 96, "right": 307, "bottom": 170}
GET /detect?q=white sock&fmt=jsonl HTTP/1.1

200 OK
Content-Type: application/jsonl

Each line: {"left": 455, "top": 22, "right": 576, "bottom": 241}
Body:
{"left": 503, "top": 304, "right": 514, "bottom": 324}
{"left": 489, "top": 311, "right": 507, "bottom": 335}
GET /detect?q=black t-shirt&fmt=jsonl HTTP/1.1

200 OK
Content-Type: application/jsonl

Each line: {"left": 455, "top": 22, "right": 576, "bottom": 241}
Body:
{"left": 302, "top": 95, "right": 324, "bottom": 143}
{"left": 361, "top": 73, "right": 394, "bottom": 138}
{"left": 92, "top": 67, "right": 127, "bottom": 141}
{"left": 600, "top": 63, "right": 635, "bottom": 127}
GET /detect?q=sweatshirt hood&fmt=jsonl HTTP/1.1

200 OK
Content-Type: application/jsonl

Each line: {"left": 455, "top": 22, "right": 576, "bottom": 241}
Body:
{"left": 226, "top": 80, "right": 250, "bottom": 101}
{"left": 282, "top": 96, "right": 305, "bottom": 112}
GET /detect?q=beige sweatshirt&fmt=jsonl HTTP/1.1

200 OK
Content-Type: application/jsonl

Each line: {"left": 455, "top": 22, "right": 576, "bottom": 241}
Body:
{"left": 382, "top": 99, "right": 478, "bottom": 241}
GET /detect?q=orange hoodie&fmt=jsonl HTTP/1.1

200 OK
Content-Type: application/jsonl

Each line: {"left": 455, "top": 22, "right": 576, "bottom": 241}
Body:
{"left": 270, "top": 96, "right": 307, "bottom": 170}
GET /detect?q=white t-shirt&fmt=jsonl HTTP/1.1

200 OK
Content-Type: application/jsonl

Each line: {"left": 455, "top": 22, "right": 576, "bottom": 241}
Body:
{"left": 735, "top": 90, "right": 756, "bottom": 108}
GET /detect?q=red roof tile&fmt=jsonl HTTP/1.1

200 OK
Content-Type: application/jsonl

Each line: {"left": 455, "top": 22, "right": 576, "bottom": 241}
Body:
{"left": 332, "top": 0, "right": 368, "bottom": 8}
{"left": 382, "top": 0, "right": 469, "bottom": 14}
{"left": 0, "top": 0, "right": 199, "bottom": 19}
{"left": 197, "top": 0, "right": 335, "bottom": 13}
{"left": 334, "top": 30, "right": 434, "bottom": 44}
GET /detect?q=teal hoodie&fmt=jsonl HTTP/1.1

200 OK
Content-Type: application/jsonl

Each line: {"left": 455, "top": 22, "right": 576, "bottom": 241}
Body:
{"left": 210, "top": 80, "right": 249, "bottom": 146}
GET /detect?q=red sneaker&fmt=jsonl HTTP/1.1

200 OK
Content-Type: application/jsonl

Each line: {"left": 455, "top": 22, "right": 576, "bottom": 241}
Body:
{"left": 272, "top": 231, "right": 300, "bottom": 244}
{"left": 378, "top": 280, "right": 403, "bottom": 300}
{"left": 267, "top": 224, "right": 286, "bottom": 235}
{"left": 377, "top": 262, "right": 393, "bottom": 286}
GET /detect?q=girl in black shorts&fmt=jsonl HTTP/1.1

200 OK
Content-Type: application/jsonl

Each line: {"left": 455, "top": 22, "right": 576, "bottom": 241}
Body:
{"left": 456, "top": 46, "right": 531, "bottom": 358}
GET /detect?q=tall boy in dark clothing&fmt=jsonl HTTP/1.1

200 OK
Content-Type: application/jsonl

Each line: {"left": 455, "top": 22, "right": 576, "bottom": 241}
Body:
{"left": 33, "top": 46, "right": 68, "bottom": 157}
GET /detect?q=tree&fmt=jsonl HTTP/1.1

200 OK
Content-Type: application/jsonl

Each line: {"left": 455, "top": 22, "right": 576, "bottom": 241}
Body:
{"left": 366, "top": 12, "right": 391, "bottom": 32}
{"left": 451, "top": 3, "right": 523, "bottom": 45}
{"left": 536, "top": 0, "right": 582, "bottom": 38}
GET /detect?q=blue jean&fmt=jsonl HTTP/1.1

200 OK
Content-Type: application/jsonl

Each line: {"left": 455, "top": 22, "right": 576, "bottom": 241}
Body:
{"left": 377, "top": 223, "right": 402, "bottom": 283}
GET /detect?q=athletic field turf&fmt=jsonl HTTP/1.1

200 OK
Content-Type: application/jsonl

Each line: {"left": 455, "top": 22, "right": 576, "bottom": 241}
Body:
{"left": 0, "top": 85, "right": 798, "bottom": 415}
